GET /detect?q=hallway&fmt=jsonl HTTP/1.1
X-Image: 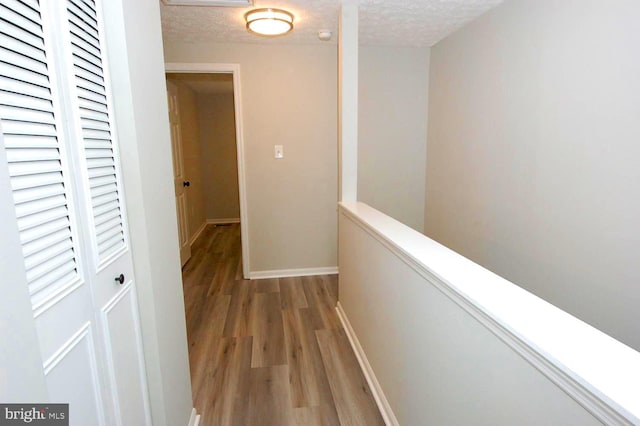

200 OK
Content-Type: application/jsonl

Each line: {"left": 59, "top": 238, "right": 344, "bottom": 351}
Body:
{"left": 182, "top": 224, "right": 384, "bottom": 425}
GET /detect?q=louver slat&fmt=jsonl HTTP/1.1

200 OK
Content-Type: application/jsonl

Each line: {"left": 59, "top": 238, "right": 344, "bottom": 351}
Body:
{"left": 3, "top": 134, "right": 58, "bottom": 149}
{"left": 68, "top": 17, "right": 100, "bottom": 49}
{"left": 21, "top": 216, "right": 72, "bottom": 248}
{"left": 84, "top": 140, "right": 111, "bottom": 150}
{"left": 25, "top": 236, "right": 74, "bottom": 270}
{"left": 78, "top": 0, "right": 97, "bottom": 14}
{"left": 0, "top": 90, "right": 52, "bottom": 113}
{"left": 0, "top": 24, "right": 42, "bottom": 59}
{"left": 72, "top": 56, "right": 103, "bottom": 85}
{"left": 74, "top": 65, "right": 105, "bottom": 90}
{"left": 68, "top": 0, "right": 98, "bottom": 27}
{"left": 0, "top": 23, "right": 45, "bottom": 53}
{"left": 0, "top": 59, "right": 50, "bottom": 86}
{"left": 91, "top": 190, "right": 118, "bottom": 208}
{"left": 75, "top": 85, "right": 106, "bottom": 106}
{"left": 13, "top": 181, "right": 66, "bottom": 205}
{"left": 67, "top": 0, "right": 125, "bottom": 263}
{"left": 0, "top": 0, "right": 80, "bottom": 304}
{"left": 0, "top": 2, "right": 42, "bottom": 36}
{"left": 0, "top": 104, "right": 55, "bottom": 125}
{"left": 3, "top": 46, "right": 47, "bottom": 77}
{"left": 8, "top": 159, "right": 62, "bottom": 176}
{"left": 0, "top": 75, "right": 51, "bottom": 100}
{"left": 19, "top": 207, "right": 70, "bottom": 241}
{"left": 28, "top": 257, "right": 77, "bottom": 295}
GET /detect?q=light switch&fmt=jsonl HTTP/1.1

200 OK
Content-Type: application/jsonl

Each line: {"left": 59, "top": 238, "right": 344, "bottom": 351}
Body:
{"left": 274, "top": 145, "right": 284, "bottom": 159}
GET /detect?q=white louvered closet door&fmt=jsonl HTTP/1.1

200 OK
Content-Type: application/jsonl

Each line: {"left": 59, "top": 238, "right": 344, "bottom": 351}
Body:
{"left": 0, "top": 1, "right": 151, "bottom": 425}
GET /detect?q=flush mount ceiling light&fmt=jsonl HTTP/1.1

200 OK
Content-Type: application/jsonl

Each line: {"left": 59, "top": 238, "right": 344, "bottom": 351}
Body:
{"left": 245, "top": 8, "right": 294, "bottom": 37}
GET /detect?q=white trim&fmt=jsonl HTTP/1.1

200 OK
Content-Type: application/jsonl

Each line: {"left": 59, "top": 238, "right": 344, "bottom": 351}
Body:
{"left": 32, "top": 278, "right": 84, "bottom": 319}
{"left": 42, "top": 322, "right": 108, "bottom": 426}
{"left": 206, "top": 218, "right": 241, "bottom": 225}
{"left": 248, "top": 267, "right": 338, "bottom": 280}
{"left": 187, "top": 408, "right": 200, "bottom": 426}
{"left": 339, "top": 202, "right": 640, "bottom": 425}
{"left": 164, "top": 62, "right": 251, "bottom": 279}
{"left": 336, "top": 302, "right": 398, "bottom": 426}
{"left": 189, "top": 222, "right": 208, "bottom": 247}
{"left": 42, "top": 322, "right": 88, "bottom": 378}
{"left": 338, "top": 4, "right": 358, "bottom": 202}
{"left": 127, "top": 282, "right": 154, "bottom": 426}
{"left": 101, "top": 282, "right": 153, "bottom": 426}
{"left": 100, "top": 283, "right": 129, "bottom": 426}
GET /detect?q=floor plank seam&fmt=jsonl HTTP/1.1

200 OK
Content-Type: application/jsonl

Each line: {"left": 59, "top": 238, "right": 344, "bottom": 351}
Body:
{"left": 182, "top": 224, "right": 384, "bottom": 425}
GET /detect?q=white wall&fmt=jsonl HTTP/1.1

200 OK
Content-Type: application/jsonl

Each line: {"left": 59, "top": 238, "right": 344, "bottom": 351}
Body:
{"left": 197, "top": 93, "right": 240, "bottom": 221}
{"left": 339, "top": 4, "right": 359, "bottom": 202}
{"left": 358, "top": 46, "right": 430, "bottom": 232}
{"left": 103, "top": 1, "right": 193, "bottom": 425}
{"left": 163, "top": 42, "right": 338, "bottom": 273}
{"left": 339, "top": 204, "right": 602, "bottom": 425}
{"left": 426, "top": 0, "right": 640, "bottom": 350}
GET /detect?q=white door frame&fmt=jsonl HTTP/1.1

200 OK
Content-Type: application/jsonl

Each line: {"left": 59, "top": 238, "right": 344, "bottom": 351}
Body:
{"left": 164, "top": 63, "right": 250, "bottom": 279}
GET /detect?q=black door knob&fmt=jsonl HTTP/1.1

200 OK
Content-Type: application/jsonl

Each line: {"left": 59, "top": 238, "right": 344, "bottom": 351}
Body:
{"left": 115, "top": 274, "right": 125, "bottom": 285}
{"left": 183, "top": 181, "right": 191, "bottom": 187}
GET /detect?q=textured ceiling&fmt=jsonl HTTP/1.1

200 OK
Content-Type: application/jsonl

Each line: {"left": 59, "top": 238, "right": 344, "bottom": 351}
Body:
{"left": 167, "top": 73, "right": 234, "bottom": 94}
{"left": 160, "top": 0, "right": 504, "bottom": 47}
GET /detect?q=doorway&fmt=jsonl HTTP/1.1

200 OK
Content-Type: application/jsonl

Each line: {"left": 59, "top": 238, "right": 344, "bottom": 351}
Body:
{"left": 164, "top": 64, "right": 249, "bottom": 278}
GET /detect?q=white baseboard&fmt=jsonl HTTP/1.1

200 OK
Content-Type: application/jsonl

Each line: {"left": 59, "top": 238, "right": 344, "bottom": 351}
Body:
{"left": 336, "top": 302, "right": 398, "bottom": 426}
{"left": 189, "top": 222, "right": 208, "bottom": 247}
{"left": 207, "top": 218, "right": 240, "bottom": 225}
{"left": 187, "top": 408, "right": 200, "bottom": 426}
{"left": 248, "top": 266, "right": 338, "bottom": 280}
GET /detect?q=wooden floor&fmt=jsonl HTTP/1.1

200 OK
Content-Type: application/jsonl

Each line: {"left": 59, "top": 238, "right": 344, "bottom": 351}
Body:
{"left": 182, "top": 224, "right": 385, "bottom": 426}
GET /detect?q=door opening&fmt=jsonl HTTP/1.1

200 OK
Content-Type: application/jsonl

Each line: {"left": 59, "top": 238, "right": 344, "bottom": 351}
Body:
{"left": 164, "top": 64, "right": 249, "bottom": 278}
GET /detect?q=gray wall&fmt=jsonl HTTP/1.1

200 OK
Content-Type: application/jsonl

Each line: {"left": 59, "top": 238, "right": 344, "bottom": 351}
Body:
{"left": 164, "top": 42, "right": 338, "bottom": 273}
{"left": 426, "top": 0, "right": 640, "bottom": 350}
{"left": 358, "top": 46, "right": 430, "bottom": 232}
{"left": 339, "top": 206, "right": 601, "bottom": 426}
{"left": 197, "top": 93, "right": 240, "bottom": 221}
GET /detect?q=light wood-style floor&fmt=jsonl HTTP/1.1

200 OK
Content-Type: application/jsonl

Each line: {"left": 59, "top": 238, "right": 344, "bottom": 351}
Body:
{"left": 182, "top": 224, "right": 385, "bottom": 426}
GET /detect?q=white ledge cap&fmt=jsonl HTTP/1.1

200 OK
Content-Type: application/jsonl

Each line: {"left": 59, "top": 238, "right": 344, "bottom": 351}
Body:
{"left": 339, "top": 201, "right": 640, "bottom": 424}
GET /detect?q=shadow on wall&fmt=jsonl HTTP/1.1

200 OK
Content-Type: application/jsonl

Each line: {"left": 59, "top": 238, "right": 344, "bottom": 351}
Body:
{"left": 196, "top": 84, "right": 241, "bottom": 223}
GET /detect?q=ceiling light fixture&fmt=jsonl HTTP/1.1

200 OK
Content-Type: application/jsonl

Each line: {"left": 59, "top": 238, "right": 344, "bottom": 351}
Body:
{"left": 245, "top": 8, "right": 294, "bottom": 37}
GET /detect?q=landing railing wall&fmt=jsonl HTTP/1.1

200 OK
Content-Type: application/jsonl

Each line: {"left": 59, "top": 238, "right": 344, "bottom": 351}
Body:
{"left": 337, "top": 202, "right": 640, "bottom": 425}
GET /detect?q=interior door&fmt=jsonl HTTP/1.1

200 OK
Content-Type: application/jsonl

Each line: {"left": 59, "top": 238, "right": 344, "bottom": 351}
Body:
{"left": 57, "top": 1, "right": 153, "bottom": 424}
{"left": 0, "top": 1, "right": 151, "bottom": 424}
{"left": 166, "top": 80, "right": 191, "bottom": 266}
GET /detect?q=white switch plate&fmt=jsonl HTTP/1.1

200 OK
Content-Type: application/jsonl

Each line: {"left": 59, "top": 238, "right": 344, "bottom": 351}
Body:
{"left": 274, "top": 145, "right": 284, "bottom": 159}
